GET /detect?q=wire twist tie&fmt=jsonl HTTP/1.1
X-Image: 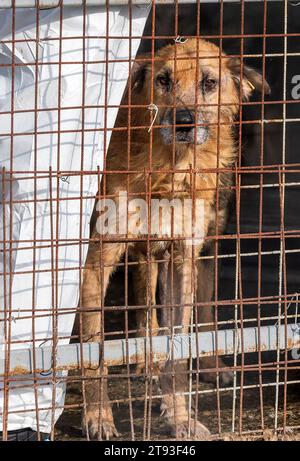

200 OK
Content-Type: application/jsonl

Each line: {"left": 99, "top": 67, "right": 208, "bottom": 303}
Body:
{"left": 147, "top": 103, "right": 158, "bottom": 133}
{"left": 247, "top": 81, "right": 256, "bottom": 91}
{"left": 174, "top": 36, "right": 189, "bottom": 44}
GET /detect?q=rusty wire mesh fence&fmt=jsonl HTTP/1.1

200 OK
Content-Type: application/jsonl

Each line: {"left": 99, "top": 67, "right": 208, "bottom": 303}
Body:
{"left": 0, "top": 0, "right": 300, "bottom": 442}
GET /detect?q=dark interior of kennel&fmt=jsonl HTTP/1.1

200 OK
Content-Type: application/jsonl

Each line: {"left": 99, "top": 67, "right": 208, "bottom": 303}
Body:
{"left": 106, "top": 2, "right": 300, "bottom": 345}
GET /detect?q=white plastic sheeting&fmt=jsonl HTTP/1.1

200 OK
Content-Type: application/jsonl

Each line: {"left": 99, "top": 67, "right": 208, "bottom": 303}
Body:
{"left": 0, "top": 6, "right": 148, "bottom": 432}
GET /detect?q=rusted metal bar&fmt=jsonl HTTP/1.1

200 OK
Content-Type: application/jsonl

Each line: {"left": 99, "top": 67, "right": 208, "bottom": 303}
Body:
{"left": 0, "top": 0, "right": 284, "bottom": 8}
{"left": 1, "top": 323, "right": 299, "bottom": 376}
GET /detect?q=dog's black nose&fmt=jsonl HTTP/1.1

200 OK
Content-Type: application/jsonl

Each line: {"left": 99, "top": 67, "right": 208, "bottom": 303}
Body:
{"left": 175, "top": 109, "right": 195, "bottom": 131}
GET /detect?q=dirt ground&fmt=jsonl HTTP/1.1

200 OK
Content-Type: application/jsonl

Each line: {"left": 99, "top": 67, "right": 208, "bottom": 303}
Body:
{"left": 55, "top": 372, "right": 300, "bottom": 441}
{"left": 55, "top": 270, "right": 300, "bottom": 441}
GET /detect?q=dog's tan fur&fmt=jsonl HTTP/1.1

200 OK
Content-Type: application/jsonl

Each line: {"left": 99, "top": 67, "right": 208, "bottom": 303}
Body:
{"left": 80, "top": 39, "right": 269, "bottom": 439}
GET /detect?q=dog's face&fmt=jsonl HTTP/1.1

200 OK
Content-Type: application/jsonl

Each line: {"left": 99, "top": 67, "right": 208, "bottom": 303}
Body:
{"left": 133, "top": 39, "right": 270, "bottom": 146}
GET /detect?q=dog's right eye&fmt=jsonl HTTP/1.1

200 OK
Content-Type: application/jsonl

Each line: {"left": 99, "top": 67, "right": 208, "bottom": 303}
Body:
{"left": 156, "top": 73, "right": 172, "bottom": 90}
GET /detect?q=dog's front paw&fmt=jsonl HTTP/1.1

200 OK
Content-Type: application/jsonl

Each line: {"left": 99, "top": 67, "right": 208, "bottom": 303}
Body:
{"left": 82, "top": 407, "right": 119, "bottom": 440}
{"left": 169, "top": 419, "right": 211, "bottom": 440}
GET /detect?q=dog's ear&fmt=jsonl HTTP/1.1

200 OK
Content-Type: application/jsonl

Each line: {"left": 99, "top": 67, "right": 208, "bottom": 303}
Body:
{"left": 131, "top": 57, "right": 150, "bottom": 94}
{"left": 228, "top": 58, "right": 271, "bottom": 100}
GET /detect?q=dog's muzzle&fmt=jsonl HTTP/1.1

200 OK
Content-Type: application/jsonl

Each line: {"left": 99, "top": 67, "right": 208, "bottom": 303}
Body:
{"left": 161, "top": 108, "right": 209, "bottom": 145}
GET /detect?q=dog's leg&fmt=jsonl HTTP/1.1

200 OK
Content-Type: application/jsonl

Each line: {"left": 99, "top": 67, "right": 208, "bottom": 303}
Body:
{"left": 81, "top": 240, "right": 125, "bottom": 440}
{"left": 134, "top": 256, "right": 159, "bottom": 338}
{"left": 197, "top": 244, "right": 233, "bottom": 385}
{"left": 157, "top": 250, "right": 170, "bottom": 310}
{"left": 133, "top": 256, "right": 159, "bottom": 375}
{"left": 159, "top": 247, "right": 210, "bottom": 440}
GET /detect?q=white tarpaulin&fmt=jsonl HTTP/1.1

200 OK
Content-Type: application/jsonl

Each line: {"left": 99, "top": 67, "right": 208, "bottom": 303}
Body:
{"left": 0, "top": 5, "right": 148, "bottom": 432}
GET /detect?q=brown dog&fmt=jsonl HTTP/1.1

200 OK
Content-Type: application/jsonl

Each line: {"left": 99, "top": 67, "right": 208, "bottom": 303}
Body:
{"left": 80, "top": 39, "right": 270, "bottom": 439}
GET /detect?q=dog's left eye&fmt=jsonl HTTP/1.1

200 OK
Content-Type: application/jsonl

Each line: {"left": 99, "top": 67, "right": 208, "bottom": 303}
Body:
{"left": 156, "top": 73, "right": 172, "bottom": 90}
{"left": 202, "top": 77, "right": 218, "bottom": 92}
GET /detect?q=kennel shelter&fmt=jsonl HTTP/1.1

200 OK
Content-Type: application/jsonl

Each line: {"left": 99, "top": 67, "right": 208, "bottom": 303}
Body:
{"left": 0, "top": 0, "right": 299, "bottom": 441}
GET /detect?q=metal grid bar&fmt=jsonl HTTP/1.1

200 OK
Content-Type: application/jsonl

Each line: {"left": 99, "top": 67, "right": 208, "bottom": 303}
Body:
{"left": 0, "top": 0, "right": 286, "bottom": 8}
